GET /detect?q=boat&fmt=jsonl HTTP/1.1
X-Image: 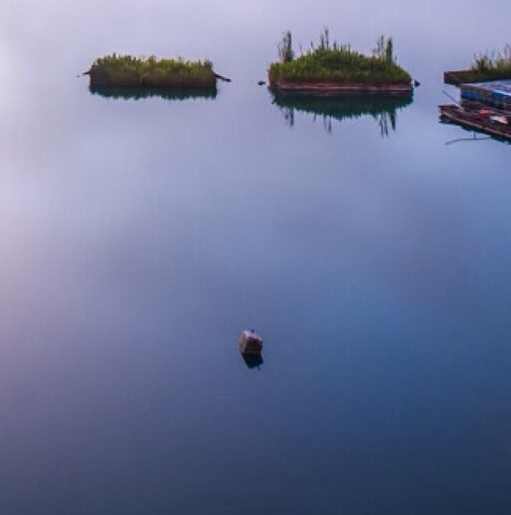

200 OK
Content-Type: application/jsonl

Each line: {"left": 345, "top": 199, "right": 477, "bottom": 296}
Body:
{"left": 238, "top": 330, "right": 263, "bottom": 355}
{"left": 459, "top": 80, "right": 511, "bottom": 111}
{"left": 439, "top": 104, "right": 511, "bottom": 142}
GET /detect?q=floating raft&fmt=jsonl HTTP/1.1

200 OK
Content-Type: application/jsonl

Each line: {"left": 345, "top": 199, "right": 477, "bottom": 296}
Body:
{"left": 270, "top": 81, "right": 412, "bottom": 96}
{"left": 444, "top": 70, "right": 511, "bottom": 86}
{"left": 439, "top": 104, "right": 511, "bottom": 142}
{"left": 238, "top": 330, "right": 263, "bottom": 355}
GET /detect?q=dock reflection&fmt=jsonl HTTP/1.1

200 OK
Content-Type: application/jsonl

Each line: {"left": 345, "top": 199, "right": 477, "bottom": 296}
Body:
{"left": 270, "top": 90, "right": 413, "bottom": 136}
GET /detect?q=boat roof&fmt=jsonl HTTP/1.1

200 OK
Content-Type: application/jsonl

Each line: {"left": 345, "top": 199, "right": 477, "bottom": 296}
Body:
{"left": 463, "top": 79, "right": 511, "bottom": 97}
{"left": 242, "top": 329, "right": 262, "bottom": 340}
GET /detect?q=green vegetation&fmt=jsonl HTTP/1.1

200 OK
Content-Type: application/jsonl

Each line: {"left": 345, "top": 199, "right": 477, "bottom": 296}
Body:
{"left": 445, "top": 44, "right": 511, "bottom": 84}
{"left": 269, "top": 30, "right": 412, "bottom": 87}
{"left": 472, "top": 44, "right": 511, "bottom": 75}
{"left": 88, "top": 54, "right": 217, "bottom": 89}
{"left": 278, "top": 31, "right": 294, "bottom": 63}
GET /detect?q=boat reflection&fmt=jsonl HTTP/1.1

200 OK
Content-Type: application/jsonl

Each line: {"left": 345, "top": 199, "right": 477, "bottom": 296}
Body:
{"left": 89, "top": 85, "right": 218, "bottom": 101}
{"left": 240, "top": 352, "right": 264, "bottom": 370}
{"left": 270, "top": 91, "right": 413, "bottom": 136}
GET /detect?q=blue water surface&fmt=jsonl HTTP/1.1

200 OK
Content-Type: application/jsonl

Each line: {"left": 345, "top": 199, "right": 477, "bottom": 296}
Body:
{"left": 1, "top": 1, "right": 510, "bottom": 513}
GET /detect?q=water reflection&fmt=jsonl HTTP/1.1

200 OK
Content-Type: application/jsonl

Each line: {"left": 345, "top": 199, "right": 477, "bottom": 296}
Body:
{"left": 240, "top": 352, "right": 264, "bottom": 370}
{"left": 271, "top": 91, "right": 413, "bottom": 136}
{"left": 444, "top": 132, "right": 493, "bottom": 145}
{"left": 89, "top": 85, "right": 217, "bottom": 101}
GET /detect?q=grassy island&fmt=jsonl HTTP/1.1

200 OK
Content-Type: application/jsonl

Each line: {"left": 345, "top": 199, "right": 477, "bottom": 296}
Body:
{"left": 269, "top": 31, "right": 412, "bottom": 94}
{"left": 444, "top": 45, "right": 511, "bottom": 85}
{"left": 87, "top": 54, "right": 217, "bottom": 89}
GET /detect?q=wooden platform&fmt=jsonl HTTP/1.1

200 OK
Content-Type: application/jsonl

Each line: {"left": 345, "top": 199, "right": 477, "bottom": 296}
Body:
{"left": 444, "top": 70, "right": 511, "bottom": 86}
{"left": 439, "top": 104, "right": 511, "bottom": 142}
{"left": 270, "top": 81, "right": 413, "bottom": 96}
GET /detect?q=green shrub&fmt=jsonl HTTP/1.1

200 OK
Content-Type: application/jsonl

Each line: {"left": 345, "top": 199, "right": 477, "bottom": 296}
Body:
{"left": 89, "top": 54, "right": 216, "bottom": 89}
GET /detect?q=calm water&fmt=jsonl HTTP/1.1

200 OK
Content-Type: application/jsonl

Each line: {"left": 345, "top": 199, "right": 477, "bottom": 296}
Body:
{"left": 1, "top": 2, "right": 511, "bottom": 514}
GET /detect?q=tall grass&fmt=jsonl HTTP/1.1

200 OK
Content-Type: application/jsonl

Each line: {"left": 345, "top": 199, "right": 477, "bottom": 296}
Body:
{"left": 278, "top": 31, "right": 294, "bottom": 63}
{"left": 472, "top": 44, "right": 511, "bottom": 74}
{"left": 445, "top": 44, "right": 511, "bottom": 85}
{"left": 89, "top": 54, "right": 216, "bottom": 89}
{"left": 269, "top": 30, "right": 411, "bottom": 86}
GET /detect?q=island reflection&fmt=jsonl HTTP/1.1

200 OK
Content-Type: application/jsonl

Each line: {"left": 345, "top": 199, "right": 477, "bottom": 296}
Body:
{"left": 270, "top": 91, "right": 413, "bottom": 136}
{"left": 89, "top": 85, "right": 218, "bottom": 101}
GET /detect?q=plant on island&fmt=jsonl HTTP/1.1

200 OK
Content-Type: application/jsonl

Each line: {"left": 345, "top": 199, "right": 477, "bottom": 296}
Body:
{"left": 445, "top": 44, "right": 511, "bottom": 85}
{"left": 471, "top": 44, "right": 511, "bottom": 77}
{"left": 88, "top": 54, "right": 217, "bottom": 89}
{"left": 269, "top": 29, "right": 412, "bottom": 88}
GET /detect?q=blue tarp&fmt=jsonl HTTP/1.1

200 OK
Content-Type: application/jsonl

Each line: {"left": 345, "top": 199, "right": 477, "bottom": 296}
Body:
{"left": 460, "top": 80, "right": 511, "bottom": 109}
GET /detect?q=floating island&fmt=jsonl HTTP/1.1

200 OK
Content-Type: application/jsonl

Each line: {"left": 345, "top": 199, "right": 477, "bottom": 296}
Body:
{"left": 84, "top": 54, "right": 218, "bottom": 90}
{"left": 268, "top": 31, "right": 413, "bottom": 95}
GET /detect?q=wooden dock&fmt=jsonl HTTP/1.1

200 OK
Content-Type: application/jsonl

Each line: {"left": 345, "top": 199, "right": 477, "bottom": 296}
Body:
{"left": 444, "top": 70, "right": 511, "bottom": 86}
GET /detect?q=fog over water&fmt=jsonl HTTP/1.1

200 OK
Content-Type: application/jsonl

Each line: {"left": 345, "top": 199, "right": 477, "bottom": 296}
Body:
{"left": 1, "top": 1, "right": 511, "bottom": 514}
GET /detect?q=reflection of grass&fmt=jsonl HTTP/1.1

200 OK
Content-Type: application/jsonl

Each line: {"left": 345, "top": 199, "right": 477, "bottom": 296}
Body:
{"left": 88, "top": 54, "right": 216, "bottom": 89}
{"left": 89, "top": 85, "right": 218, "bottom": 101}
{"left": 271, "top": 90, "right": 413, "bottom": 135}
{"left": 269, "top": 31, "right": 411, "bottom": 86}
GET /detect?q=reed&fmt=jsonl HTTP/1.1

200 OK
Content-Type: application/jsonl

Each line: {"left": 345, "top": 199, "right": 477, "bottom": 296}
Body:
{"left": 471, "top": 44, "right": 511, "bottom": 75}
{"left": 88, "top": 54, "right": 217, "bottom": 89}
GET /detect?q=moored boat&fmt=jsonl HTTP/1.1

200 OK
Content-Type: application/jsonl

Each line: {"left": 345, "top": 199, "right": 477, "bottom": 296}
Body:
{"left": 238, "top": 330, "right": 263, "bottom": 355}
{"left": 439, "top": 104, "right": 511, "bottom": 142}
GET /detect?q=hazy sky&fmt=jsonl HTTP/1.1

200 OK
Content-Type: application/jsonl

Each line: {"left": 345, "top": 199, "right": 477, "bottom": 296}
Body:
{"left": 3, "top": 0, "right": 511, "bottom": 76}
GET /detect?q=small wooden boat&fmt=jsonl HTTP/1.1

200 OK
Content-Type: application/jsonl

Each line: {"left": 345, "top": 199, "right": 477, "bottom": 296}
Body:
{"left": 238, "top": 330, "right": 263, "bottom": 355}
{"left": 439, "top": 104, "right": 511, "bottom": 142}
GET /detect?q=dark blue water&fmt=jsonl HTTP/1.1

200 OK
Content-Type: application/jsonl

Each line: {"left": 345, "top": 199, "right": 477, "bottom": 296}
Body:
{"left": 1, "top": 2, "right": 511, "bottom": 513}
